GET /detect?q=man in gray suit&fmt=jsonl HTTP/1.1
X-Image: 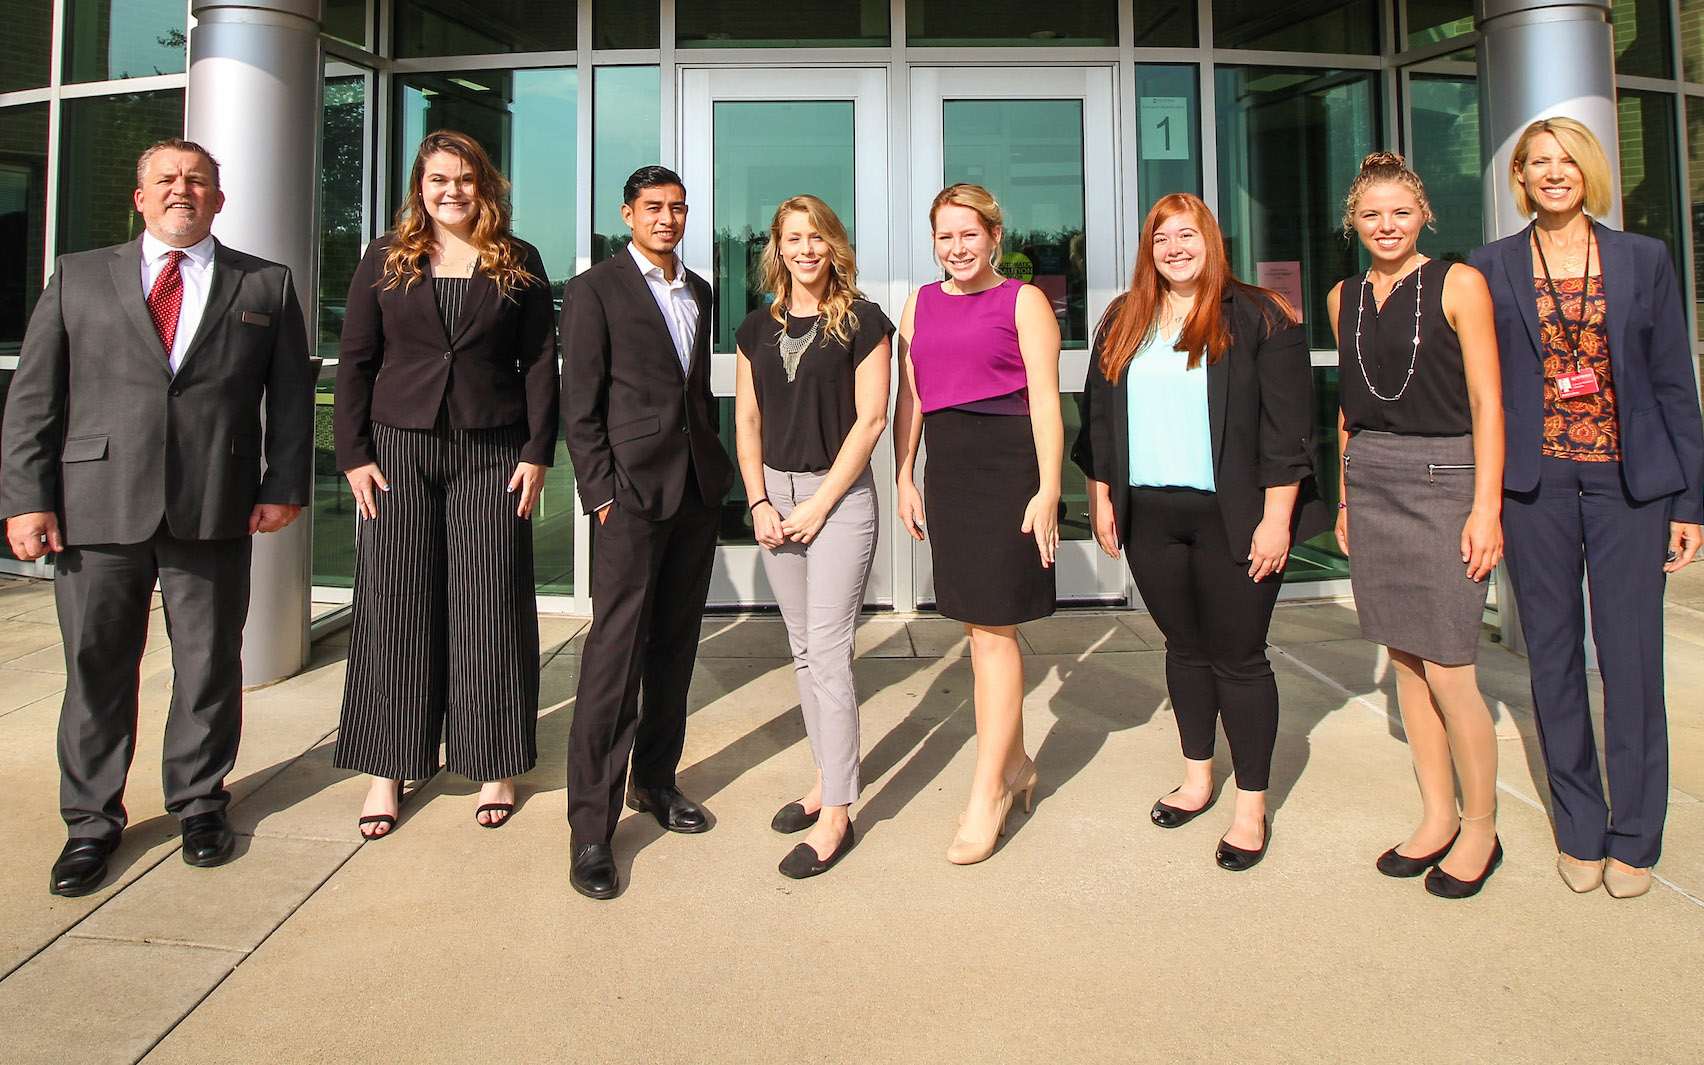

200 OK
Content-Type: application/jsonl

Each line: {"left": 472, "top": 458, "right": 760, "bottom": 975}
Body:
{"left": 1, "top": 138, "right": 314, "bottom": 897}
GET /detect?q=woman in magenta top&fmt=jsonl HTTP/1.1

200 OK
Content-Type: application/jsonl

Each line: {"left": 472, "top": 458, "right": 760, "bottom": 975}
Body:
{"left": 894, "top": 183, "right": 1062, "bottom": 866}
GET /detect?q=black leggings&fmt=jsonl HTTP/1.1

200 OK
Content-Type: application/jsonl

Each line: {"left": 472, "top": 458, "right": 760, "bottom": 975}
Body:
{"left": 1125, "top": 486, "right": 1283, "bottom": 790}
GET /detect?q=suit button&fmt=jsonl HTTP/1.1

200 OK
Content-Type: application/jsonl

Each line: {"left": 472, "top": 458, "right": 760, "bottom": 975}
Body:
{"left": 168, "top": 387, "right": 182, "bottom": 397}
{"left": 443, "top": 350, "right": 453, "bottom": 360}
{"left": 680, "top": 424, "right": 689, "bottom": 433}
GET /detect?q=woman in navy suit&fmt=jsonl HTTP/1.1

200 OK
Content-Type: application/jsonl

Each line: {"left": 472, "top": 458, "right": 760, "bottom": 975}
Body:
{"left": 1468, "top": 117, "right": 1704, "bottom": 898}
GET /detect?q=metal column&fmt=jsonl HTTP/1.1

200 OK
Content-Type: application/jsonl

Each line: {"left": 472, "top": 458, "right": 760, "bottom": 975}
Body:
{"left": 187, "top": 0, "right": 324, "bottom": 686}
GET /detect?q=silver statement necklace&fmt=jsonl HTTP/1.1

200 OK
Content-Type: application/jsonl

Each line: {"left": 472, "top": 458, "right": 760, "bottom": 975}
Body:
{"left": 1353, "top": 261, "right": 1424, "bottom": 403}
{"left": 778, "top": 313, "right": 819, "bottom": 383}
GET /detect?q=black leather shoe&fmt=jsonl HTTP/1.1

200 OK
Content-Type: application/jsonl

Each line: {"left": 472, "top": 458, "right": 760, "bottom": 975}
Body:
{"left": 626, "top": 784, "right": 709, "bottom": 833}
{"left": 1376, "top": 831, "right": 1459, "bottom": 878}
{"left": 50, "top": 837, "right": 117, "bottom": 897}
{"left": 1215, "top": 816, "right": 1269, "bottom": 872}
{"left": 1150, "top": 789, "right": 1216, "bottom": 829}
{"left": 770, "top": 801, "right": 820, "bottom": 834}
{"left": 1426, "top": 838, "right": 1503, "bottom": 899}
{"left": 570, "top": 840, "right": 618, "bottom": 900}
{"left": 180, "top": 810, "right": 236, "bottom": 868}
{"left": 779, "top": 822, "right": 856, "bottom": 879}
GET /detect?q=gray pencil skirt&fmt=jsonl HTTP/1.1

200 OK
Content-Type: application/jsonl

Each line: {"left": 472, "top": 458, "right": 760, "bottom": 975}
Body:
{"left": 1343, "top": 430, "right": 1489, "bottom": 666}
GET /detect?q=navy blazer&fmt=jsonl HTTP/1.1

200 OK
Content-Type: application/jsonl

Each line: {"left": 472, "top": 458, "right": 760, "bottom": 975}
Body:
{"left": 1468, "top": 223, "right": 1704, "bottom": 523}
{"left": 1072, "top": 286, "right": 1331, "bottom": 562}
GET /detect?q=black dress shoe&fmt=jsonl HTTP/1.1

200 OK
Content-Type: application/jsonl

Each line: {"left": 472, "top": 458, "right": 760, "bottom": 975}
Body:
{"left": 1150, "top": 789, "right": 1216, "bottom": 829}
{"left": 626, "top": 784, "right": 709, "bottom": 833}
{"left": 180, "top": 810, "right": 236, "bottom": 868}
{"left": 1426, "top": 838, "right": 1503, "bottom": 899}
{"left": 770, "top": 801, "right": 820, "bottom": 834}
{"left": 1215, "top": 816, "right": 1269, "bottom": 872}
{"left": 1376, "top": 831, "right": 1459, "bottom": 878}
{"left": 50, "top": 837, "right": 117, "bottom": 897}
{"left": 570, "top": 841, "right": 618, "bottom": 900}
{"left": 779, "top": 822, "right": 856, "bottom": 879}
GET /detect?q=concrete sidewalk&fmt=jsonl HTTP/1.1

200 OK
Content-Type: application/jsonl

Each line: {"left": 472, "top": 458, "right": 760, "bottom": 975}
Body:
{"left": 0, "top": 573, "right": 1700, "bottom": 1064}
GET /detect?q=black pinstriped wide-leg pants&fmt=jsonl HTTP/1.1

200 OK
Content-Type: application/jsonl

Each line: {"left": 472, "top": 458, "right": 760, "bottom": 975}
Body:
{"left": 333, "top": 420, "right": 540, "bottom": 782}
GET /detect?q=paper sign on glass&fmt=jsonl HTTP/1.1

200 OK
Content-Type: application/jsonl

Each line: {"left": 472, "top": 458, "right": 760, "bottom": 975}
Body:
{"left": 1256, "top": 261, "right": 1305, "bottom": 323}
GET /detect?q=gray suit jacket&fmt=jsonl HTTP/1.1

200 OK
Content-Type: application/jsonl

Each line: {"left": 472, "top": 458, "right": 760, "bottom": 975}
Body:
{"left": 1, "top": 237, "right": 315, "bottom": 544}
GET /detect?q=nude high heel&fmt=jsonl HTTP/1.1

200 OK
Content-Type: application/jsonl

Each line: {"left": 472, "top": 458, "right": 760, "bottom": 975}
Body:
{"left": 1603, "top": 860, "right": 1653, "bottom": 899}
{"left": 1008, "top": 755, "right": 1039, "bottom": 815}
{"left": 1556, "top": 853, "right": 1605, "bottom": 893}
{"left": 947, "top": 790, "right": 1014, "bottom": 866}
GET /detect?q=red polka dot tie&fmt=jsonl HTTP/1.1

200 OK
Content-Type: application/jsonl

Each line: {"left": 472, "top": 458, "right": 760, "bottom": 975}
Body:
{"left": 147, "top": 249, "right": 186, "bottom": 355}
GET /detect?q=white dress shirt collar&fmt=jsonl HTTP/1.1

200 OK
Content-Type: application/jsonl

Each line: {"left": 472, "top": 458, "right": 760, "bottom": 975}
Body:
{"left": 141, "top": 231, "right": 216, "bottom": 270}
{"left": 627, "top": 241, "right": 698, "bottom": 375}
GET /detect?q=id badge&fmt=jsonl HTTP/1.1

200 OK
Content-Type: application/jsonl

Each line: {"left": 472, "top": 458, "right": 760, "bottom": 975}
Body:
{"left": 1555, "top": 369, "right": 1601, "bottom": 398}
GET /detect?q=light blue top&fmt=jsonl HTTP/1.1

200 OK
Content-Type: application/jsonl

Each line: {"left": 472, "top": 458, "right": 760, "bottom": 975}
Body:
{"left": 1126, "top": 326, "right": 1216, "bottom": 491}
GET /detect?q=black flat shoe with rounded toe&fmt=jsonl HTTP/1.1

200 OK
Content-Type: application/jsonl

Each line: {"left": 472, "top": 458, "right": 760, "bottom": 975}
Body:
{"left": 1376, "top": 831, "right": 1459, "bottom": 878}
{"left": 1425, "top": 838, "right": 1503, "bottom": 899}
{"left": 1215, "top": 816, "right": 1269, "bottom": 872}
{"left": 770, "top": 801, "right": 820, "bottom": 834}
{"left": 1150, "top": 790, "right": 1216, "bottom": 829}
{"left": 779, "top": 823, "right": 856, "bottom": 880}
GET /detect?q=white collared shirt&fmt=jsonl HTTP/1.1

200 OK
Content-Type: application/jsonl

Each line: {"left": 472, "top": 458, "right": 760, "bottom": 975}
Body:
{"left": 139, "top": 232, "right": 217, "bottom": 374}
{"left": 627, "top": 240, "right": 698, "bottom": 376}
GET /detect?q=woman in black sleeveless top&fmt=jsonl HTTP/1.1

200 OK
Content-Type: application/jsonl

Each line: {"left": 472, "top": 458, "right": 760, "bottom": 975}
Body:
{"left": 1326, "top": 153, "right": 1505, "bottom": 899}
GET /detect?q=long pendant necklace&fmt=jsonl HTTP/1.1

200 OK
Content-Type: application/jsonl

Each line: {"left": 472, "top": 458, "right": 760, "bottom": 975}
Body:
{"left": 1353, "top": 261, "right": 1424, "bottom": 403}
{"left": 777, "top": 314, "right": 819, "bottom": 383}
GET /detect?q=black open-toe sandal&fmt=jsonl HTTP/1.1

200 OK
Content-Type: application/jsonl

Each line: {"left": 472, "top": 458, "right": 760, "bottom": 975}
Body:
{"left": 359, "top": 780, "right": 406, "bottom": 840}
{"left": 476, "top": 803, "right": 515, "bottom": 829}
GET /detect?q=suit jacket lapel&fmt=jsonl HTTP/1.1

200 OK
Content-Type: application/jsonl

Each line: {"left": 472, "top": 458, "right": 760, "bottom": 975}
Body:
{"left": 449, "top": 269, "right": 493, "bottom": 346}
{"left": 1597, "top": 222, "right": 1634, "bottom": 368}
{"left": 684, "top": 274, "right": 710, "bottom": 380}
{"left": 177, "top": 240, "right": 241, "bottom": 374}
{"left": 615, "top": 250, "right": 688, "bottom": 373}
{"left": 111, "top": 240, "right": 172, "bottom": 370}
{"left": 1503, "top": 225, "right": 1544, "bottom": 359}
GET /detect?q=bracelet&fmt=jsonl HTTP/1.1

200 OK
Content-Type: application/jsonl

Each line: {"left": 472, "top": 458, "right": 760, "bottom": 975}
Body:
{"left": 748, "top": 498, "right": 771, "bottom": 512}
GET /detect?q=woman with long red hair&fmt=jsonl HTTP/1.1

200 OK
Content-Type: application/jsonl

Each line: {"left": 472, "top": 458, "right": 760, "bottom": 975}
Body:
{"left": 1073, "top": 193, "right": 1326, "bottom": 871}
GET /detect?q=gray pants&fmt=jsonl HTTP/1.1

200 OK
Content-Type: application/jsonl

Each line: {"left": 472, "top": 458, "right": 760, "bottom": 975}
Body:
{"left": 760, "top": 466, "right": 878, "bottom": 807}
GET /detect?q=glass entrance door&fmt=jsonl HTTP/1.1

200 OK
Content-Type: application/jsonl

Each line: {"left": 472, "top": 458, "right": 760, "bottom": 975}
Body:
{"left": 906, "top": 66, "right": 1129, "bottom": 606}
{"left": 678, "top": 67, "right": 891, "bottom": 607}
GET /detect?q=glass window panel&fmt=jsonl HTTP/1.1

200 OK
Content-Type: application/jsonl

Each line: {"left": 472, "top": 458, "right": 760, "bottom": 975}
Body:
{"left": 1407, "top": 74, "right": 1483, "bottom": 263}
{"left": 1214, "top": 0, "right": 1378, "bottom": 53}
{"left": 1682, "top": 0, "right": 1704, "bottom": 83}
{"left": 394, "top": 0, "right": 574, "bottom": 58}
{"left": 1135, "top": 65, "right": 1203, "bottom": 220}
{"left": 1612, "top": 0, "right": 1674, "bottom": 79}
{"left": 678, "top": 1, "right": 888, "bottom": 48}
{"left": 320, "top": 77, "right": 366, "bottom": 361}
{"left": 0, "top": 0, "right": 52, "bottom": 92}
{"left": 533, "top": 438, "right": 578, "bottom": 595}
{"left": 57, "top": 90, "right": 184, "bottom": 254}
{"left": 942, "top": 98, "right": 1089, "bottom": 348}
{"left": 1619, "top": 90, "right": 1683, "bottom": 281}
{"left": 593, "top": 65, "right": 660, "bottom": 263}
{"left": 1133, "top": 0, "right": 1198, "bottom": 48}
{"left": 1405, "top": 0, "right": 1473, "bottom": 49}
{"left": 64, "top": 0, "right": 186, "bottom": 83}
{"left": 907, "top": 0, "right": 1119, "bottom": 46}
{"left": 323, "top": 0, "right": 369, "bottom": 49}
{"left": 311, "top": 378, "right": 355, "bottom": 588}
{"left": 1215, "top": 66, "right": 1377, "bottom": 351}
{"left": 1059, "top": 390, "right": 1089, "bottom": 541}
{"left": 594, "top": 0, "right": 658, "bottom": 49}
{"left": 0, "top": 369, "right": 18, "bottom": 561}
{"left": 0, "top": 103, "right": 49, "bottom": 353}
{"left": 1286, "top": 366, "right": 1349, "bottom": 582}
{"left": 1688, "top": 96, "right": 1704, "bottom": 339}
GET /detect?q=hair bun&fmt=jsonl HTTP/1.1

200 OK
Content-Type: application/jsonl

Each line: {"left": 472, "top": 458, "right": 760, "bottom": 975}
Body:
{"left": 1360, "top": 151, "right": 1408, "bottom": 172}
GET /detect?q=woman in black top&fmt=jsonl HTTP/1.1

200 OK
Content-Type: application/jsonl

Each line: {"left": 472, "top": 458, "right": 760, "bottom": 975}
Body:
{"left": 333, "top": 130, "right": 558, "bottom": 838}
{"left": 1326, "top": 153, "right": 1505, "bottom": 898}
{"left": 734, "top": 194, "right": 892, "bottom": 878}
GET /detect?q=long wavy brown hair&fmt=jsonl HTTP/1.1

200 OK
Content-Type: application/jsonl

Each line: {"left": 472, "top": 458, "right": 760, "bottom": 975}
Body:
{"left": 759, "top": 195, "right": 862, "bottom": 343}
{"left": 1096, "top": 193, "right": 1296, "bottom": 382}
{"left": 381, "top": 130, "right": 537, "bottom": 299}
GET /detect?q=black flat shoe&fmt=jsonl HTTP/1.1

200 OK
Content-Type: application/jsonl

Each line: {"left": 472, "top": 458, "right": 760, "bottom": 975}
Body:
{"left": 771, "top": 801, "right": 820, "bottom": 834}
{"left": 1426, "top": 838, "right": 1503, "bottom": 899}
{"left": 1376, "top": 831, "right": 1459, "bottom": 878}
{"left": 50, "top": 837, "right": 117, "bottom": 897}
{"left": 1215, "top": 816, "right": 1269, "bottom": 872}
{"left": 626, "top": 784, "right": 710, "bottom": 833}
{"left": 570, "top": 840, "right": 618, "bottom": 900}
{"left": 1151, "top": 789, "right": 1216, "bottom": 829}
{"left": 779, "top": 822, "right": 856, "bottom": 880}
{"left": 180, "top": 810, "right": 236, "bottom": 868}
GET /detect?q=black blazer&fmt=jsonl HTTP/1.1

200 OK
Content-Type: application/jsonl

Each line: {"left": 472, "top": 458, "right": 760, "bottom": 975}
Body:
{"left": 1073, "top": 287, "right": 1330, "bottom": 561}
{"left": 560, "top": 250, "right": 734, "bottom": 520}
{"left": 1, "top": 238, "right": 314, "bottom": 544}
{"left": 333, "top": 234, "right": 560, "bottom": 470}
{"left": 1469, "top": 223, "right": 1704, "bottom": 523}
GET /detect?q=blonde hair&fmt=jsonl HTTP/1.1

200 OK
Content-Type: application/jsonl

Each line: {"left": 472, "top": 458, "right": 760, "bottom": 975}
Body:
{"left": 759, "top": 195, "right": 862, "bottom": 344}
{"left": 1509, "top": 116, "right": 1614, "bottom": 219}
{"left": 1341, "top": 152, "right": 1435, "bottom": 238}
{"left": 929, "top": 183, "right": 1004, "bottom": 263}
{"left": 382, "top": 130, "right": 538, "bottom": 299}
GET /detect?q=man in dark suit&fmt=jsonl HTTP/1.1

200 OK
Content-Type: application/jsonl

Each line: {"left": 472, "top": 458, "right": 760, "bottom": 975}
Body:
{"left": 1, "top": 138, "right": 314, "bottom": 897}
{"left": 560, "top": 165, "right": 734, "bottom": 899}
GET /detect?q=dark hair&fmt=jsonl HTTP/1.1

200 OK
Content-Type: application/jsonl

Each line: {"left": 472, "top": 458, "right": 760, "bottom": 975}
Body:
{"left": 135, "top": 138, "right": 221, "bottom": 190}
{"left": 624, "top": 165, "right": 686, "bottom": 205}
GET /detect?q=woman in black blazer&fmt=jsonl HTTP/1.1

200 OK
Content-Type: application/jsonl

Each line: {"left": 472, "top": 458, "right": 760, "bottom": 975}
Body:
{"left": 1468, "top": 117, "right": 1704, "bottom": 898}
{"left": 332, "top": 130, "right": 559, "bottom": 838}
{"left": 1074, "top": 193, "right": 1326, "bottom": 871}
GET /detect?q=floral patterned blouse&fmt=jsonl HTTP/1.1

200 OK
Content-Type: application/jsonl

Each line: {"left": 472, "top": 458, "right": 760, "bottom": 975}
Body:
{"left": 1536, "top": 274, "right": 1619, "bottom": 461}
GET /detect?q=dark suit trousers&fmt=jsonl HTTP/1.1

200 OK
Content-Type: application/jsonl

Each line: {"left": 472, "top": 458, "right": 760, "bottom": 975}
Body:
{"left": 54, "top": 530, "right": 252, "bottom": 842}
{"left": 1503, "top": 456, "right": 1671, "bottom": 868}
{"left": 567, "top": 482, "right": 720, "bottom": 843}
